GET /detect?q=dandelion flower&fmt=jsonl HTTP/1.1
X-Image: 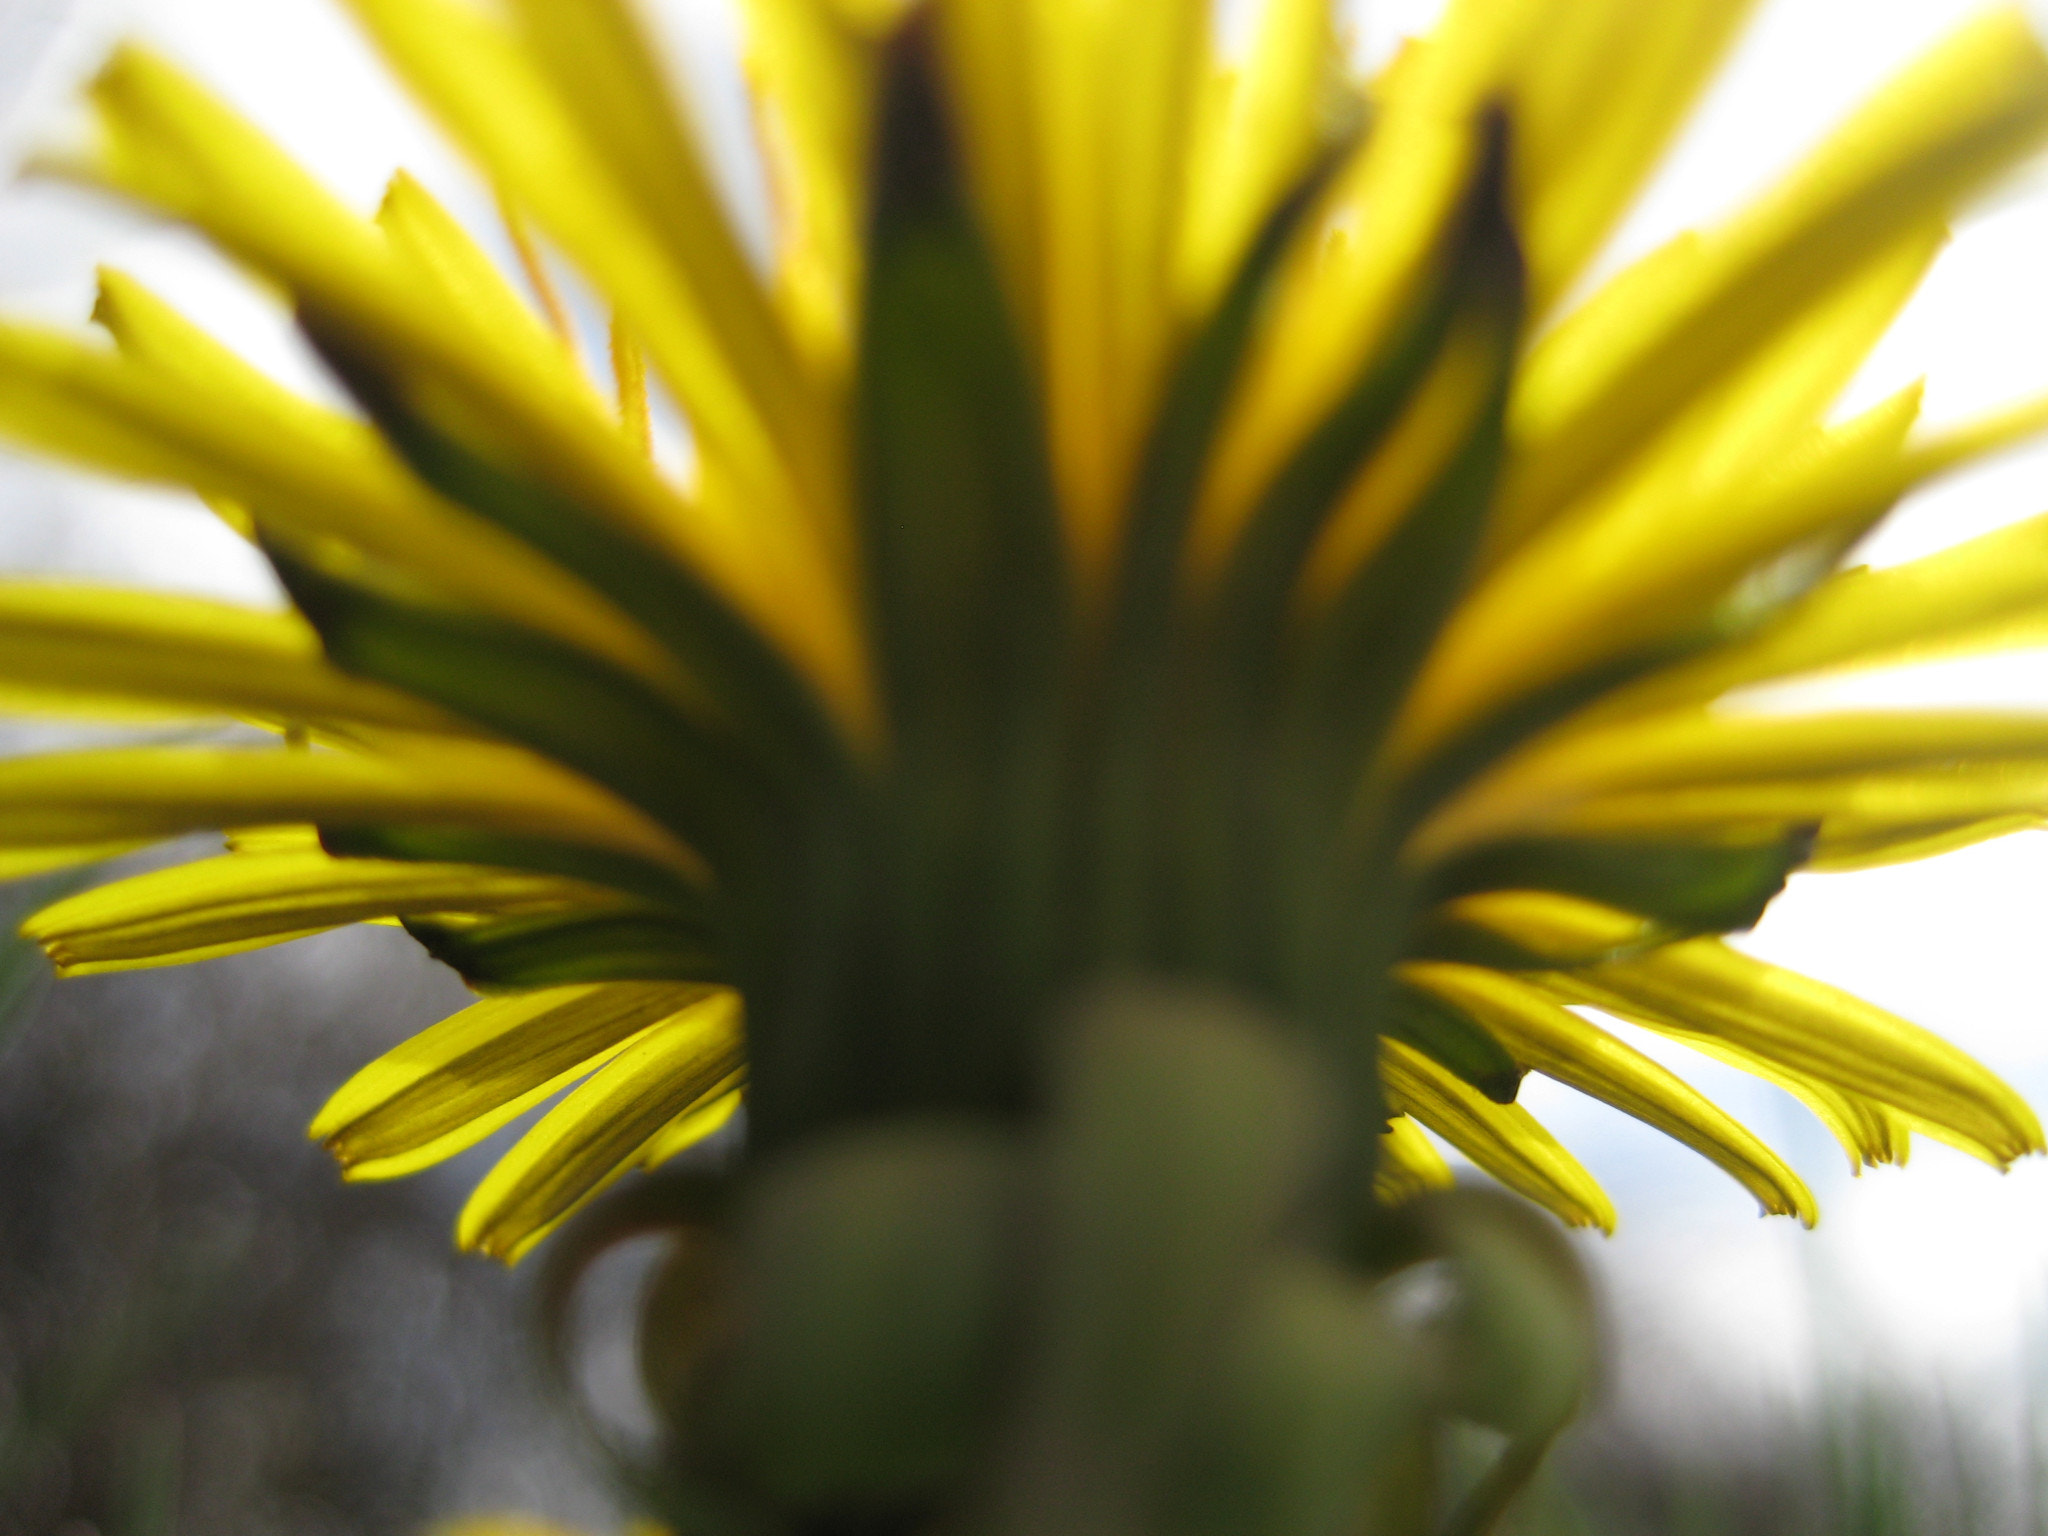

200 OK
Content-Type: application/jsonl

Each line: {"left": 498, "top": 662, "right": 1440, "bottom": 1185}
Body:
{"left": 5, "top": 0, "right": 2048, "bottom": 1265}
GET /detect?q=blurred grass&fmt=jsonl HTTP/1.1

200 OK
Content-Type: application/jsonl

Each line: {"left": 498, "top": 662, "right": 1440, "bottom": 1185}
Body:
{"left": 0, "top": 903, "right": 618, "bottom": 1535}
{"left": 1500, "top": 1371, "right": 2048, "bottom": 1536}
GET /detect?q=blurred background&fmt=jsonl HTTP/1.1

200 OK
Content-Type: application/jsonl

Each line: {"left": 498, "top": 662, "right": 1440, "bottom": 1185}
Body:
{"left": 10, "top": 0, "right": 2048, "bottom": 1530}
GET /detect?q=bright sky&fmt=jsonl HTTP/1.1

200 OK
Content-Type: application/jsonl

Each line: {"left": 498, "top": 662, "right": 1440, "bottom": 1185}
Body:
{"left": 8, "top": 0, "right": 2048, "bottom": 1452}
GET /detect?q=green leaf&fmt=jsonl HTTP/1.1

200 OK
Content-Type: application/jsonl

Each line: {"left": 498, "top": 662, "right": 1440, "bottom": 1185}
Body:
{"left": 404, "top": 906, "right": 724, "bottom": 990}
{"left": 1388, "top": 980, "right": 1523, "bottom": 1104}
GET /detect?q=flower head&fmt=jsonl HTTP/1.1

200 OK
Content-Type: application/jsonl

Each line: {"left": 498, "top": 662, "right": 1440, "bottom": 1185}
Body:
{"left": 6, "top": 0, "right": 2048, "bottom": 1259}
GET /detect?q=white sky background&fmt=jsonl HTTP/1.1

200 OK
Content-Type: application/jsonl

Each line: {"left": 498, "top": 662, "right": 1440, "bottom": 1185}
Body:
{"left": 10, "top": 0, "right": 2048, "bottom": 1462}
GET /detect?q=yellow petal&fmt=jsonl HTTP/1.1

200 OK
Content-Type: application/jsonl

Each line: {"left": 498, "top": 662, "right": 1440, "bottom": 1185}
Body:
{"left": 1540, "top": 972, "right": 1915, "bottom": 1172}
{"left": 338, "top": 0, "right": 851, "bottom": 587}
{"left": 1806, "top": 814, "right": 2044, "bottom": 872}
{"left": 1174, "top": 0, "right": 1334, "bottom": 322}
{"left": 313, "top": 982, "right": 716, "bottom": 1181}
{"left": 0, "top": 581, "right": 456, "bottom": 732}
{"left": 224, "top": 824, "right": 324, "bottom": 855}
{"left": 1550, "top": 767, "right": 2048, "bottom": 848}
{"left": 1553, "top": 936, "right": 2039, "bottom": 1165}
{"left": 503, "top": 0, "right": 849, "bottom": 545}
{"left": 1414, "top": 710, "right": 2048, "bottom": 860}
{"left": 0, "top": 742, "right": 698, "bottom": 876}
{"left": 1026, "top": 0, "right": 1210, "bottom": 591}
{"left": 70, "top": 47, "right": 872, "bottom": 742}
{"left": 930, "top": 0, "right": 1041, "bottom": 334}
{"left": 1398, "top": 221, "right": 1941, "bottom": 763}
{"left": 1500, "top": 9, "right": 2048, "bottom": 546}
{"left": 1510, "top": 0, "right": 1761, "bottom": 313}
{"left": 636, "top": 1084, "right": 745, "bottom": 1170}
{"left": 1375, "top": 1112, "right": 1455, "bottom": 1206}
{"left": 1442, "top": 896, "right": 2018, "bottom": 1170}
{"left": 1194, "top": 0, "right": 1534, "bottom": 565}
{"left": 458, "top": 990, "right": 746, "bottom": 1261}
{"left": 1599, "top": 497, "right": 2048, "bottom": 722}
{"left": 1430, "top": 889, "right": 1661, "bottom": 966}
{"left": 9, "top": 278, "right": 682, "bottom": 697}
{"left": 1379, "top": 1035, "right": 1617, "bottom": 1232}
{"left": 375, "top": 171, "right": 586, "bottom": 390}
{"left": 23, "top": 850, "right": 614, "bottom": 975}
{"left": 738, "top": 0, "right": 880, "bottom": 384}
{"left": 1398, "top": 960, "right": 1815, "bottom": 1223}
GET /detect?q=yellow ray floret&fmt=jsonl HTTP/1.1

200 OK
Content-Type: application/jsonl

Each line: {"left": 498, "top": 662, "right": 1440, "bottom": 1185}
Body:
{"left": 0, "top": 583, "right": 458, "bottom": 733}
{"left": 1445, "top": 891, "right": 2041, "bottom": 1166}
{"left": 23, "top": 848, "right": 616, "bottom": 975}
{"left": 1174, "top": 0, "right": 1332, "bottom": 322}
{"left": 312, "top": 981, "right": 719, "bottom": 1183}
{"left": 1508, "top": 0, "right": 1761, "bottom": 313}
{"left": 738, "top": 0, "right": 881, "bottom": 384}
{"left": 1496, "top": 7, "right": 2048, "bottom": 554}
{"left": 1540, "top": 978, "right": 1917, "bottom": 1174}
{"left": 1374, "top": 1112, "right": 1456, "bottom": 1207}
{"left": 0, "top": 276, "right": 684, "bottom": 697}
{"left": 62, "top": 45, "right": 874, "bottom": 742}
{"left": 1396, "top": 217, "right": 1940, "bottom": 764}
{"left": 1015, "top": 0, "right": 1209, "bottom": 589}
{"left": 457, "top": 990, "right": 745, "bottom": 1262}
{"left": 1415, "top": 710, "right": 2048, "bottom": 859}
{"left": 1567, "top": 940, "right": 2043, "bottom": 1167}
{"left": 344, "top": 0, "right": 840, "bottom": 553}
{"left": 1379, "top": 1036, "right": 1616, "bottom": 1233}
{"left": 0, "top": 742, "right": 698, "bottom": 877}
{"left": 1596, "top": 486, "right": 2048, "bottom": 721}
{"left": 1192, "top": 1, "right": 1517, "bottom": 572}
{"left": 1398, "top": 960, "right": 1816, "bottom": 1224}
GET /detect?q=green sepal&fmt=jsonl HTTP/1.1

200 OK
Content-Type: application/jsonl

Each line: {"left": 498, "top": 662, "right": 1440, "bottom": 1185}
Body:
{"left": 316, "top": 824, "right": 705, "bottom": 914}
{"left": 1207, "top": 120, "right": 1519, "bottom": 711}
{"left": 858, "top": 16, "right": 1067, "bottom": 832}
{"left": 403, "top": 907, "right": 725, "bottom": 990}
{"left": 272, "top": 547, "right": 774, "bottom": 880}
{"left": 790, "top": 19, "right": 1070, "bottom": 1125}
{"left": 298, "top": 309, "right": 849, "bottom": 792}
{"left": 1402, "top": 914, "right": 1565, "bottom": 974}
{"left": 1083, "top": 148, "right": 1345, "bottom": 971}
{"left": 1425, "top": 830, "right": 1814, "bottom": 935}
{"left": 1266, "top": 126, "right": 1523, "bottom": 1035}
{"left": 1388, "top": 980, "right": 1522, "bottom": 1104}
{"left": 1146, "top": 117, "right": 1531, "bottom": 999}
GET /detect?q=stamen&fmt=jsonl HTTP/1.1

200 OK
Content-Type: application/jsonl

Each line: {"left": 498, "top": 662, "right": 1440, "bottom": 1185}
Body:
{"left": 497, "top": 189, "right": 575, "bottom": 345}
{"left": 611, "top": 316, "right": 652, "bottom": 457}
